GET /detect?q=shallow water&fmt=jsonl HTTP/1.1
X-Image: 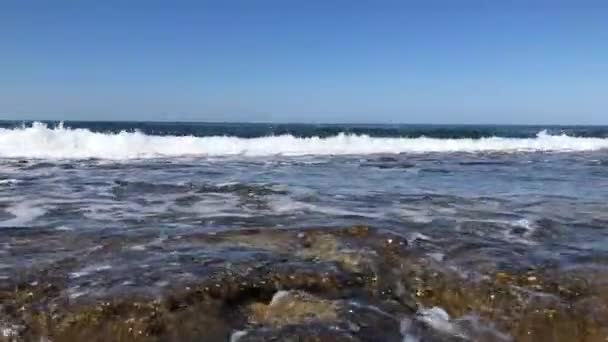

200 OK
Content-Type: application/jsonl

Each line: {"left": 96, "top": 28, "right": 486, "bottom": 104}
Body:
{"left": 1, "top": 122, "right": 608, "bottom": 341}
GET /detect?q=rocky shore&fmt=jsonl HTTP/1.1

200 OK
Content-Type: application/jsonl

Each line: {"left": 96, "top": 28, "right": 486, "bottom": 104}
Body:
{"left": 2, "top": 226, "right": 607, "bottom": 341}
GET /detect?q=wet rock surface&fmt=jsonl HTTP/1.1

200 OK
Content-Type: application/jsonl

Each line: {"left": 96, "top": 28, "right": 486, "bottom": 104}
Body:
{"left": 1, "top": 226, "right": 608, "bottom": 341}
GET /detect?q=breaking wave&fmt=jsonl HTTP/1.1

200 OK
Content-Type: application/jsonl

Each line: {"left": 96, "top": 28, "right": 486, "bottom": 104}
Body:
{"left": 1, "top": 122, "right": 608, "bottom": 159}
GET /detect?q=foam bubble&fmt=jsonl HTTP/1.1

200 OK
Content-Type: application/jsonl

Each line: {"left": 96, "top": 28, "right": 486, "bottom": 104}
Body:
{"left": 0, "top": 123, "right": 607, "bottom": 159}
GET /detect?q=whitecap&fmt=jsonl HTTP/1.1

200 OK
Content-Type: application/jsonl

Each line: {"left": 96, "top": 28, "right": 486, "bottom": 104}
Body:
{"left": 1, "top": 123, "right": 607, "bottom": 159}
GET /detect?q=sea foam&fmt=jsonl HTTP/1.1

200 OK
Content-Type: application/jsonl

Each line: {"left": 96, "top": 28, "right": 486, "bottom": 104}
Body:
{"left": 1, "top": 122, "right": 607, "bottom": 159}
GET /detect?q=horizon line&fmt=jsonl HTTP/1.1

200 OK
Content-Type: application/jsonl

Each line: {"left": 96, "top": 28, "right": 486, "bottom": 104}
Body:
{"left": 1, "top": 118, "right": 607, "bottom": 127}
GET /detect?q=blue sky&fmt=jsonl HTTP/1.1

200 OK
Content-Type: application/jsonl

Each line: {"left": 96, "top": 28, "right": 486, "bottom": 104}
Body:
{"left": 1, "top": 0, "right": 607, "bottom": 124}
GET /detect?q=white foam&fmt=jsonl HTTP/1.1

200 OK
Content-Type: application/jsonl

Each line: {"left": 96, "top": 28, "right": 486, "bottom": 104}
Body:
{"left": 402, "top": 334, "right": 420, "bottom": 342}
{"left": 400, "top": 318, "right": 420, "bottom": 342}
{"left": 406, "top": 232, "right": 432, "bottom": 245}
{"left": 179, "top": 196, "right": 253, "bottom": 218}
{"left": 427, "top": 252, "right": 445, "bottom": 262}
{"left": 400, "top": 307, "right": 457, "bottom": 342}
{"left": 456, "top": 314, "right": 513, "bottom": 341}
{"left": 1, "top": 201, "right": 47, "bottom": 227}
{"left": 503, "top": 218, "right": 538, "bottom": 245}
{"left": 129, "top": 244, "right": 147, "bottom": 251}
{"left": 69, "top": 264, "right": 112, "bottom": 278}
{"left": 269, "top": 290, "right": 291, "bottom": 305}
{"left": 66, "top": 285, "right": 88, "bottom": 299}
{"left": 0, "top": 179, "right": 20, "bottom": 185}
{"left": 393, "top": 207, "right": 434, "bottom": 223}
{"left": 230, "top": 330, "right": 248, "bottom": 342}
{"left": 0, "top": 123, "right": 607, "bottom": 159}
{"left": 1, "top": 323, "right": 22, "bottom": 338}
{"left": 269, "top": 197, "right": 383, "bottom": 218}
{"left": 408, "top": 306, "right": 512, "bottom": 341}
{"left": 416, "top": 307, "right": 454, "bottom": 333}
{"left": 513, "top": 218, "right": 535, "bottom": 232}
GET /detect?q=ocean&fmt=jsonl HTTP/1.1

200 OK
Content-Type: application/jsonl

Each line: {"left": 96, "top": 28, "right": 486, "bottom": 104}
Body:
{"left": 1, "top": 121, "right": 608, "bottom": 341}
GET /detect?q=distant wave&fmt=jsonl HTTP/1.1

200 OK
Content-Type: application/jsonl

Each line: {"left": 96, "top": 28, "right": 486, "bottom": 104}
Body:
{"left": 1, "top": 122, "right": 608, "bottom": 159}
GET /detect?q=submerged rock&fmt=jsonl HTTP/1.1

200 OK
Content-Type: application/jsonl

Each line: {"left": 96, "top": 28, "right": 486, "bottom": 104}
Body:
{"left": 247, "top": 290, "right": 338, "bottom": 326}
{"left": 1, "top": 226, "right": 607, "bottom": 341}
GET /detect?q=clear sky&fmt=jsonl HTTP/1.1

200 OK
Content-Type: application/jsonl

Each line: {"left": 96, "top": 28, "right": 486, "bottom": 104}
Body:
{"left": 1, "top": 0, "right": 607, "bottom": 124}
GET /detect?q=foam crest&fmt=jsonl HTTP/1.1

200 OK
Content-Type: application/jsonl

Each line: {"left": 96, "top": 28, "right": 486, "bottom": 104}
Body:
{"left": 1, "top": 123, "right": 607, "bottom": 159}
